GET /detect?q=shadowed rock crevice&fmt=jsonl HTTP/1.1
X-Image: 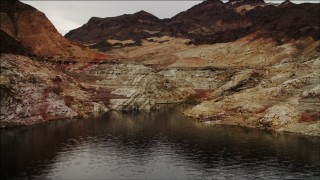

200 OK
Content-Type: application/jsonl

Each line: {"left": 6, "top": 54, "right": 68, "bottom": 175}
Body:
{"left": 0, "top": 30, "right": 33, "bottom": 56}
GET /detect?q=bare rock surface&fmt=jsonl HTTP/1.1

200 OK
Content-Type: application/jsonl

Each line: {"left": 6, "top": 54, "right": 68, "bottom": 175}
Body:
{"left": 185, "top": 57, "right": 320, "bottom": 136}
{"left": 0, "top": 54, "right": 109, "bottom": 127}
{"left": 80, "top": 64, "right": 195, "bottom": 111}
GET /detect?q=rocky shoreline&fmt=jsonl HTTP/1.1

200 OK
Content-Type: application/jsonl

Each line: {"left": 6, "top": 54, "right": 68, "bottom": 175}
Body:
{"left": 0, "top": 54, "right": 105, "bottom": 127}
{"left": 184, "top": 57, "right": 320, "bottom": 136}
{"left": 1, "top": 54, "right": 319, "bottom": 136}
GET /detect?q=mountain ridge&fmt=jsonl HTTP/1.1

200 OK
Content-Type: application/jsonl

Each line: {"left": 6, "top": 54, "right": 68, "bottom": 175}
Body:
{"left": 65, "top": 0, "right": 319, "bottom": 46}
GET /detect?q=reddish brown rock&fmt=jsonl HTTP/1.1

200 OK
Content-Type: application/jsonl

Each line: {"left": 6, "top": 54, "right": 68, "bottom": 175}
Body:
{"left": 0, "top": 0, "right": 109, "bottom": 62}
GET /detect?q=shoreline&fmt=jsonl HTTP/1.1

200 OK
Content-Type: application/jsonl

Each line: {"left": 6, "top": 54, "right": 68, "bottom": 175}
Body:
{"left": 2, "top": 103, "right": 319, "bottom": 137}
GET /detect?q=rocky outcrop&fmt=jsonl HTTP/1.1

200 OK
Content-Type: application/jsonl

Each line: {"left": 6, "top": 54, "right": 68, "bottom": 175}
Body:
{"left": 105, "top": 33, "right": 319, "bottom": 70}
{"left": 0, "top": 54, "right": 109, "bottom": 127}
{"left": 77, "top": 64, "right": 195, "bottom": 111}
{"left": 259, "top": 104, "right": 299, "bottom": 128}
{"left": 185, "top": 57, "right": 320, "bottom": 136}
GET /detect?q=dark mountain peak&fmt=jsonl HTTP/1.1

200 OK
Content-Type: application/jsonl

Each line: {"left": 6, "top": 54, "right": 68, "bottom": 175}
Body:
{"left": 171, "top": 0, "right": 225, "bottom": 20}
{"left": 133, "top": 10, "right": 159, "bottom": 20}
{"left": 283, "top": 0, "right": 293, "bottom": 3}
{"left": 229, "top": 0, "right": 265, "bottom": 3}
{"left": 86, "top": 10, "right": 158, "bottom": 24}
{"left": 200, "top": 0, "right": 224, "bottom": 6}
{"left": 205, "top": 0, "right": 223, "bottom": 3}
{"left": 65, "top": 9, "right": 162, "bottom": 43}
{"left": 134, "top": 10, "right": 152, "bottom": 16}
{"left": 88, "top": 16, "right": 102, "bottom": 23}
{"left": 279, "top": 0, "right": 294, "bottom": 7}
{"left": 228, "top": 0, "right": 265, "bottom": 6}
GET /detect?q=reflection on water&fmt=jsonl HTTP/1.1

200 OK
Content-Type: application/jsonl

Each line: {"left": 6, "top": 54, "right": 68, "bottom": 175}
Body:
{"left": 1, "top": 105, "right": 320, "bottom": 179}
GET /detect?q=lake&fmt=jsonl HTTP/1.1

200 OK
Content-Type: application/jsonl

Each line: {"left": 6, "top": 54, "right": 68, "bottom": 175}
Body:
{"left": 1, "top": 105, "right": 320, "bottom": 179}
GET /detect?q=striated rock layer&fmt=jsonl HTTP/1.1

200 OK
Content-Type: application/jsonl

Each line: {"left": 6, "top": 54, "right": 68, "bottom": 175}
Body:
{"left": 0, "top": 54, "right": 109, "bottom": 127}
{"left": 97, "top": 33, "right": 320, "bottom": 136}
{"left": 184, "top": 56, "right": 320, "bottom": 136}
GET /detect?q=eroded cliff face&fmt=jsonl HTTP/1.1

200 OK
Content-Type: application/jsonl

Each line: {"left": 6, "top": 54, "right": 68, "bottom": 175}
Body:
{"left": 0, "top": 54, "right": 110, "bottom": 127}
{"left": 69, "top": 63, "right": 195, "bottom": 111}
{"left": 184, "top": 57, "right": 320, "bottom": 136}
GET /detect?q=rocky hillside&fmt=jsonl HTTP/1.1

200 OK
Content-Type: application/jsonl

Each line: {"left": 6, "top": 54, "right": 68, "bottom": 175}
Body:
{"left": 66, "top": 0, "right": 319, "bottom": 46}
{"left": 66, "top": 10, "right": 162, "bottom": 44}
{"left": 0, "top": 0, "right": 108, "bottom": 62}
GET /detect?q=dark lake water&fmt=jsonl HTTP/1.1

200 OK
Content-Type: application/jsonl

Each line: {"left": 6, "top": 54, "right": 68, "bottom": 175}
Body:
{"left": 1, "top": 105, "right": 320, "bottom": 179}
